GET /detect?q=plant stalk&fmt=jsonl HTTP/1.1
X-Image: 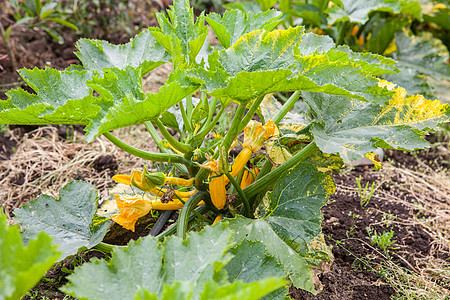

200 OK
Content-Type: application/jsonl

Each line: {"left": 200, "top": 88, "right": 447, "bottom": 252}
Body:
{"left": 153, "top": 118, "right": 191, "bottom": 154}
{"left": 243, "top": 142, "right": 318, "bottom": 199}
{"left": 144, "top": 121, "right": 189, "bottom": 174}
{"left": 221, "top": 104, "right": 246, "bottom": 152}
{"left": 272, "top": 91, "right": 300, "bottom": 124}
{"left": 194, "top": 104, "right": 226, "bottom": 143}
{"left": 237, "top": 95, "right": 265, "bottom": 132}
{"left": 179, "top": 99, "right": 193, "bottom": 133}
{"left": 177, "top": 191, "right": 209, "bottom": 239}
{"left": 157, "top": 205, "right": 209, "bottom": 240}
{"left": 225, "top": 172, "right": 252, "bottom": 218}
{"left": 103, "top": 132, "right": 192, "bottom": 166}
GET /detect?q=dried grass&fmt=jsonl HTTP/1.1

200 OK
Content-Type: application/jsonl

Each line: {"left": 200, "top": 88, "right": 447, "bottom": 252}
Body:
{"left": 336, "top": 155, "right": 450, "bottom": 299}
{"left": 0, "top": 125, "right": 157, "bottom": 218}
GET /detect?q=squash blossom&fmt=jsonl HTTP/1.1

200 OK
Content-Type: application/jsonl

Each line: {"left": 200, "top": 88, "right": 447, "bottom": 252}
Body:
{"left": 198, "top": 154, "right": 227, "bottom": 209}
{"left": 112, "top": 169, "right": 196, "bottom": 198}
{"left": 227, "top": 120, "right": 275, "bottom": 180}
{"left": 240, "top": 167, "right": 260, "bottom": 189}
{"left": 112, "top": 194, "right": 202, "bottom": 231}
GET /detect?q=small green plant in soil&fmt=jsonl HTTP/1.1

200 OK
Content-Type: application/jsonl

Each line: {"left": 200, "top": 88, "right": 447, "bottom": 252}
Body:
{"left": 0, "top": 0, "right": 449, "bottom": 298}
{"left": 366, "top": 227, "right": 399, "bottom": 254}
{"left": 0, "top": 0, "right": 78, "bottom": 71}
{"left": 356, "top": 175, "right": 377, "bottom": 208}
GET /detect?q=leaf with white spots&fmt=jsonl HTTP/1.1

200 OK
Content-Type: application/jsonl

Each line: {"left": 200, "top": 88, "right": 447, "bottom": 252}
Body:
{"left": 13, "top": 181, "right": 109, "bottom": 260}
{"left": 227, "top": 163, "right": 334, "bottom": 295}
{"left": 304, "top": 83, "right": 450, "bottom": 164}
{"left": 62, "top": 224, "right": 235, "bottom": 300}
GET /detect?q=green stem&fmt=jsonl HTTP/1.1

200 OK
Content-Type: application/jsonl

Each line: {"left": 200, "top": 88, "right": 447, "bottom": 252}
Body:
{"left": 144, "top": 121, "right": 189, "bottom": 175}
{"left": 243, "top": 142, "right": 318, "bottom": 199}
{"left": 157, "top": 205, "right": 209, "bottom": 240}
{"left": 221, "top": 104, "right": 246, "bottom": 152}
{"left": 153, "top": 118, "right": 191, "bottom": 153}
{"left": 179, "top": 100, "right": 193, "bottom": 133}
{"left": 272, "top": 91, "right": 300, "bottom": 124}
{"left": 336, "top": 22, "right": 349, "bottom": 46}
{"left": 144, "top": 121, "right": 164, "bottom": 151}
{"left": 173, "top": 193, "right": 212, "bottom": 224}
{"left": 0, "top": 23, "right": 17, "bottom": 72}
{"left": 103, "top": 132, "right": 191, "bottom": 166}
{"left": 237, "top": 95, "right": 265, "bottom": 133}
{"left": 225, "top": 172, "right": 252, "bottom": 218}
{"left": 177, "top": 191, "right": 209, "bottom": 239}
{"left": 255, "top": 159, "right": 273, "bottom": 181}
{"left": 94, "top": 241, "right": 124, "bottom": 253}
{"left": 206, "top": 97, "right": 218, "bottom": 124}
{"left": 194, "top": 104, "right": 226, "bottom": 143}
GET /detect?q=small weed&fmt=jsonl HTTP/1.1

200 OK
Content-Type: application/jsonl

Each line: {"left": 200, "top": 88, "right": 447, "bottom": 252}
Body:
{"left": 366, "top": 227, "right": 399, "bottom": 254}
{"left": 356, "top": 175, "right": 376, "bottom": 208}
{"left": 346, "top": 211, "right": 360, "bottom": 237}
{"left": 381, "top": 212, "right": 397, "bottom": 227}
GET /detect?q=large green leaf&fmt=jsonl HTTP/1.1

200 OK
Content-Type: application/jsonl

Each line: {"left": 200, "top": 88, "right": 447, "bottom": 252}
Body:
{"left": 228, "top": 217, "right": 316, "bottom": 293}
{"left": 0, "top": 66, "right": 199, "bottom": 141}
{"left": 62, "top": 224, "right": 234, "bottom": 300}
{"left": 225, "top": 240, "right": 288, "bottom": 300}
{"left": 190, "top": 27, "right": 395, "bottom": 105}
{"left": 83, "top": 67, "right": 199, "bottom": 141}
{"left": 199, "top": 278, "right": 286, "bottom": 300}
{"left": 305, "top": 88, "right": 450, "bottom": 164}
{"left": 265, "top": 163, "right": 335, "bottom": 256}
{"left": 227, "top": 163, "right": 334, "bottom": 294}
{"left": 206, "top": 9, "right": 282, "bottom": 49}
{"left": 384, "top": 31, "right": 450, "bottom": 101}
{"left": 326, "top": 0, "right": 422, "bottom": 25}
{"left": 190, "top": 27, "right": 392, "bottom": 103}
{"left": 0, "top": 213, "right": 60, "bottom": 300}
{"left": 363, "top": 13, "right": 409, "bottom": 54}
{"left": 0, "top": 68, "right": 96, "bottom": 125}
{"left": 150, "top": 0, "right": 208, "bottom": 64}
{"left": 14, "top": 181, "right": 109, "bottom": 260}
{"left": 75, "top": 29, "right": 170, "bottom": 74}
{"left": 134, "top": 278, "right": 286, "bottom": 300}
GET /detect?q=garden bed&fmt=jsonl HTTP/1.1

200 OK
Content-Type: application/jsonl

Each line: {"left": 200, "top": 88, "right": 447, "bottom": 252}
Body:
{"left": 1, "top": 1, "right": 449, "bottom": 299}
{"left": 1, "top": 124, "right": 448, "bottom": 299}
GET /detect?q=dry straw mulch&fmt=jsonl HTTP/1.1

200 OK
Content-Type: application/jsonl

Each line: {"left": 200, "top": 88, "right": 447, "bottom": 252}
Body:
{"left": 0, "top": 125, "right": 158, "bottom": 219}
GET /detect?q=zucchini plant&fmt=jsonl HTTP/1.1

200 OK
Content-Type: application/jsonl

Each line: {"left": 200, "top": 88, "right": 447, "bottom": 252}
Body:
{"left": 1, "top": 0, "right": 449, "bottom": 298}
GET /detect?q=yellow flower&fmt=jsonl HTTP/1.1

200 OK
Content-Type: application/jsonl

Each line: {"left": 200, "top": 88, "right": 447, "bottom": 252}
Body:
{"left": 112, "top": 194, "right": 153, "bottom": 232}
{"left": 112, "top": 194, "right": 203, "bottom": 231}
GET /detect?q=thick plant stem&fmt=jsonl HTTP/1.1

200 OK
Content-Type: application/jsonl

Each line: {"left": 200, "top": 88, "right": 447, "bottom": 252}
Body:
{"left": 243, "top": 142, "right": 318, "bottom": 199}
{"left": 179, "top": 99, "right": 192, "bottom": 133}
{"left": 336, "top": 22, "right": 350, "bottom": 46}
{"left": 157, "top": 205, "right": 209, "bottom": 240}
{"left": 150, "top": 210, "right": 173, "bottom": 236}
{"left": 206, "top": 97, "right": 218, "bottom": 124}
{"left": 237, "top": 95, "right": 265, "bottom": 133}
{"left": 221, "top": 104, "right": 246, "bottom": 152}
{"left": 173, "top": 193, "right": 213, "bottom": 224}
{"left": 144, "top": 121, "right": 189, "bottom": 174}
{"left": 194, "top": 104, "right": 226, "bottom": 143}
{"left": 177, "top": 191, "right": 209, "bottom": 239}
{"left": 272, "top": 91, "right": 301, "bottom": 124}
{"left": 0, "top": 23, "right": 17, "bottom": 72}
{"left": 225, "top": 172, "right": 252, "bottom": 218}
{"left": 103, "top": 132, "right": 191, "bottom": 166}
{"left": 153, "top": 118, "right": 191, "bottom": 154}
{"left": 94, "top": 241, "right": 124, "bottom": 253}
